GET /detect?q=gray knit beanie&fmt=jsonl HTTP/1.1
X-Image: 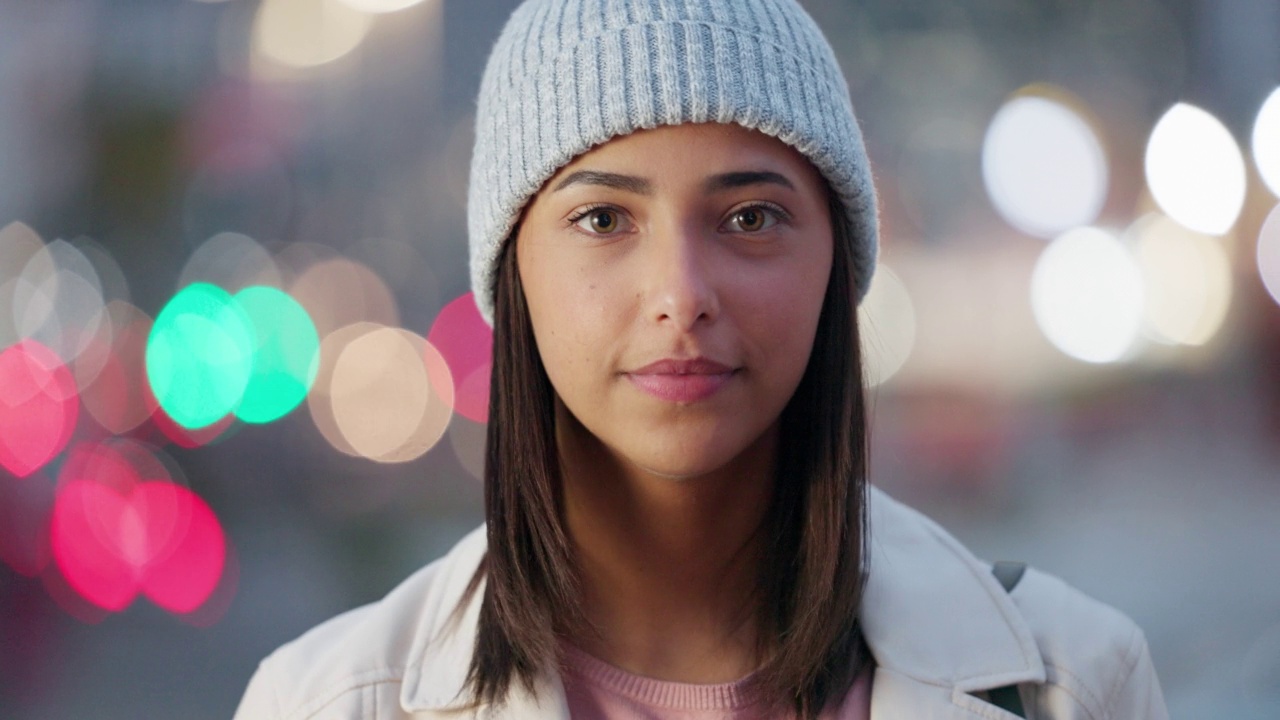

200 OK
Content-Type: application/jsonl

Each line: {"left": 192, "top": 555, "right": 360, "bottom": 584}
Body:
{"left": 468, "top": 0, "right": 878, "bottom": 324}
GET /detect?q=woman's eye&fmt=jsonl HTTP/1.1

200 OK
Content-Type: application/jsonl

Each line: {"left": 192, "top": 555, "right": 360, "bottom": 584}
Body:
{"left": 570, "top": 206, "right": 627, "bottom": 235}
{"left": 724, "top": 205, "right": 783, "bottom": 233}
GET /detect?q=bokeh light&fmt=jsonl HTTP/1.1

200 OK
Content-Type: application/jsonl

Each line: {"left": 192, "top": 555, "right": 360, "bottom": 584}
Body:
{"left": 328, "top": 326, "right": 452, "bottom": 463}
{"left": 0, "top": 340, "right": 79, "bottom": 477}
{"left": 1145, "top": 102, "right": 1247, "bottom": 235}
{"left": 52, "top": 441, "right": 228, "bottom": 615}
{"left": 146, "top": 282, "right": 254, "bottom": 429}
{"left": 52, "top": 442, "right": 227, "bottom": 614}
{"left": 336, "top": 0, "right": 429, "bottom": 13}
{"left": 857, "top": 264, "right": 916, "bottom": 387}
{"left": 1258, "top": 204, "right": 1280, "bottom": 308}
{"left": 1253, "top": 88, "right": 1280, "bottom": 198}
{"left": 177, "top": 232, "right": 282, "bottom": 293}
{"left": 982, "top": 89, "right": 1108, "bottom": 238}
{"left": 232, "top": 286, "right": 319, "bottom": 424}
{"left": 1126, "top": 214, "right": 1232, "bottom": 347}
{"left": 307, "top": 322, "right": 379, "bottom": 457}
{"left": 253, "top": 0, "right": 373, "bottom": 70}
{"left": 178, "top": 539, "right": 239, "bottom": 628}
{"left": 75, "top": 301, "right": 155, "bottom": 435}
{"left": 288, "top": 257, "right": 399, "bottom": 338}
{"left": 13, "top": 238, "right": 107, "bottom": 365}
{"left": 427, "top": 292, "right": 492, "bottom": 422}
{"left": 58, "top": 440, "right": 173, "bottom": 493}
{"left": 1031, "top": 227, "right": 1144, "bottom": 364}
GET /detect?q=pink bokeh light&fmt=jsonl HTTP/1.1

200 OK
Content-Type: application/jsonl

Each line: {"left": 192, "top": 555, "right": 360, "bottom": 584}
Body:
{"left": 427, "top": 292, "right": 492, "bottom": 422}
{"left": 0, "top": 340, "right": 79, "bottom": 477}
{"left": 49, "top": 441, "right": 227, "bottom": 614}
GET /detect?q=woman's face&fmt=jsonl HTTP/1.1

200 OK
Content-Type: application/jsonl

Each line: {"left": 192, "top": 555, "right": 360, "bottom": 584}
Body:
{"left": 516, "top": 123, "right": 833, "bottom": 479}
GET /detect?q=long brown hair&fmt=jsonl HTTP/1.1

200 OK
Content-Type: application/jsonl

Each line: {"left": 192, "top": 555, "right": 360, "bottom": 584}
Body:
{"left": 464, "top": 190, "right": 872, "bottom": 718}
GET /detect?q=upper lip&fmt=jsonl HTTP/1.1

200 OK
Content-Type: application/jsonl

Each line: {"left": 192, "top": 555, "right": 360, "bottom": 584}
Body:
{"left": 628, "top": 357, "right": 736, "bottom": 375}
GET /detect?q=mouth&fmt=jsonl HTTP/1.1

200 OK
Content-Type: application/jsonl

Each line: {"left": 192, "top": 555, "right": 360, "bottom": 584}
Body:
{"left": 624, "top": 357, "right": 738, "bottom": 403}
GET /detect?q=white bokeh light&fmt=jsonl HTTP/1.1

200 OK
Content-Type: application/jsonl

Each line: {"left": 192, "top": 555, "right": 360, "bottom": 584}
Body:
{"left": 253, "top": 0, "right": 372, "bottom": 69}
{"left": 336, "top": 0, "right": 428, "bottom": 13}
{"left": 1031, "top": 227, "right": 1144, "bottom": 364}
{"left": 857, "top": 264, "right": 916, "bottom": 387}
{"left": 983, "top": 93, "right": 1108, "bottom": 238}
{"left": 1145, "top": 103, "right": 1246, "bottom": 235}
{"left": 1127, "top": 214, "right": 1231, "bottom": 347}
{"left": 13, "top": 239, "right": 107, "bottom": 364}
{"left": 1258, "top": 204, "right": 1280, "bottom": 308}
{"left": 1253, "top": 88, "right": 1280, "bottom": 198}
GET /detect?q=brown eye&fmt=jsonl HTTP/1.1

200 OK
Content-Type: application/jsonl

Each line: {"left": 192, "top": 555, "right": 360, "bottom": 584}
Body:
{"left": 570, "top": 206, "right": 627, "bottom": 235}
{"left": 735, "top": 208, "right": 765, "bottom": 232}
{"left": 589, "top": 209, "right": 618, "bottom": 233}
{"left": 724, "top": 204, "right": 783, "bottom": 233}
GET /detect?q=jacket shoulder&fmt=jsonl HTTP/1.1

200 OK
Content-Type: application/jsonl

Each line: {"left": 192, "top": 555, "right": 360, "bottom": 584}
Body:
{"left": 233, "top": 526, "right": 488, "bottom": 720}
{"left": 1012, "top": 567, "right": 1168, "bottom": 719}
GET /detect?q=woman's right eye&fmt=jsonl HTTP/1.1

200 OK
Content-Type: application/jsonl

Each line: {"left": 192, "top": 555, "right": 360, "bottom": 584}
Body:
{"left": 568, "top": 205, "right": 630, "bottom": 235}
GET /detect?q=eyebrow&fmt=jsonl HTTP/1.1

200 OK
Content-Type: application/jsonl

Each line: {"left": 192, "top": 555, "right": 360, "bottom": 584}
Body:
{"left": 551, "top": 169, "right": 796, "bottom": 195}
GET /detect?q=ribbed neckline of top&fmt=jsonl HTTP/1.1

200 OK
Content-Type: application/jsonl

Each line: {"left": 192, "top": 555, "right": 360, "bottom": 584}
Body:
{"left": 559, "top": 641, "right": 761, "bottom": 711}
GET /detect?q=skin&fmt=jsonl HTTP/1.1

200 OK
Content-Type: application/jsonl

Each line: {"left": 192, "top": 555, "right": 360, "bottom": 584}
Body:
{"left": 516, "top": 122, "right": 834, "bottom": 683}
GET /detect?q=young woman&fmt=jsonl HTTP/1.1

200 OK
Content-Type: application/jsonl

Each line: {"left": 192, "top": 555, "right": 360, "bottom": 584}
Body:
{"left": 235, "top": 1, "right": 1168, "bottom": 718}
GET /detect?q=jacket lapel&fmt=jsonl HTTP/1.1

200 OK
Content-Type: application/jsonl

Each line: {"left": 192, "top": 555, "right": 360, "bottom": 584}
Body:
{"left": 861, "top": 487, "right": 1045, "bottom": 717}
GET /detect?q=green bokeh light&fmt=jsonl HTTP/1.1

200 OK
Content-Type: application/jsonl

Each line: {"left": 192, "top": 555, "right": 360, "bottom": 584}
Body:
{"left": 233, "top": 286, "right": 319, "bottom": 424}
{"left": 146, "top": 283, "right": 254, "bottom": 430}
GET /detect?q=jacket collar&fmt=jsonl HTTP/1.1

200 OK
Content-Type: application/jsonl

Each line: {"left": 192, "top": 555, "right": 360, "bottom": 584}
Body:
{"left": 860, "top": 488, "right": 1045, "bottom": 692}
{"left": 400, "top": 486, "right": 1045, "bottom": 715}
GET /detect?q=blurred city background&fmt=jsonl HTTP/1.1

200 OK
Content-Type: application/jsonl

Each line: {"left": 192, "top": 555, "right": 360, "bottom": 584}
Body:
{"left": 0, "top": 0, "right": 1277, "bottom": 717}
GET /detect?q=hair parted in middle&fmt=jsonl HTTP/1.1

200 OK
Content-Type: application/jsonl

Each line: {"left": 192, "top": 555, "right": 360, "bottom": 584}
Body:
{"left": 462, "top": 188, "right": 872, "bottom": 719}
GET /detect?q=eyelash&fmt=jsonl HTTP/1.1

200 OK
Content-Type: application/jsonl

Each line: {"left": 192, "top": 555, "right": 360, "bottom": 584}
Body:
{"left": 565, "top": 202, "right": 792, "bottom": 235}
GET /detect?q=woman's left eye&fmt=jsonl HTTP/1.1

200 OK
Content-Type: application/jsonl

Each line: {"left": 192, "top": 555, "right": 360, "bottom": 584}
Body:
{"left": 722, "top": 204, "right": 786, "bottom": 233}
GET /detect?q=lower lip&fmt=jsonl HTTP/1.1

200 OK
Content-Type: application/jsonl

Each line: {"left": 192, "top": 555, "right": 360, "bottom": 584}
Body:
{"left": 626, "top": 372, "right": 735, "bottom": 403}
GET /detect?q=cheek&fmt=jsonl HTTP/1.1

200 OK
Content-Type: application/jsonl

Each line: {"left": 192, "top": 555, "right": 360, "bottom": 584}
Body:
{"left": 736, "top": 262, "right": 830, "bottom": 381}
{"left": 522, "top": 257, "right": 619, "bottom": 394}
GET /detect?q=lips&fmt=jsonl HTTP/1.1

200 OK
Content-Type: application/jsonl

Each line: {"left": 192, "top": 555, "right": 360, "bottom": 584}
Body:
{"left": 625, "top": 357, "right": 737, "bottom": 403}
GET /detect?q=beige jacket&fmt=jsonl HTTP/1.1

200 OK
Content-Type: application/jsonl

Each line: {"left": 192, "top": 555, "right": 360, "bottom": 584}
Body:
{"left": 234, "top": 487, "right": 1168, "bottom": 719}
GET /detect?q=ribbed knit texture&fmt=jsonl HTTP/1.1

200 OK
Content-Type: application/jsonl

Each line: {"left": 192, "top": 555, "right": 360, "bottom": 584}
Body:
{"left": 563, "top": 642, "right": 755, "bottom": 711}
{"left": 468, "top": 0, "right": 879, "bottom": 324}
{"left": 559, "top": 641, "right": 876, "bottom": 719}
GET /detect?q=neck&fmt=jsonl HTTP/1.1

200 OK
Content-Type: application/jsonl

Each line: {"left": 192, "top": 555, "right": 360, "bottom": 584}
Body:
{"left": 556, "top": 403, "right": 777, "bottom": 684}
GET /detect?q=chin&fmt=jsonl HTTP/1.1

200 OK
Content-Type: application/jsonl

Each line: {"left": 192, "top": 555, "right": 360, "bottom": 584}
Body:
{"left": 614, "top": 433, "right": 760, "bottom": 481}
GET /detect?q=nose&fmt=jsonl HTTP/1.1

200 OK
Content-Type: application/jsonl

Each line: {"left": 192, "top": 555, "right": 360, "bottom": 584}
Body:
{"left": 644, "top": 225, "right": 719, "bottom": 330}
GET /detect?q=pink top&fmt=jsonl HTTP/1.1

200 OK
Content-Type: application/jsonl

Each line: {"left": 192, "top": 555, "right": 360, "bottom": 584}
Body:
{"left": 561, "top": 643, "right": 874, "bottom": 720}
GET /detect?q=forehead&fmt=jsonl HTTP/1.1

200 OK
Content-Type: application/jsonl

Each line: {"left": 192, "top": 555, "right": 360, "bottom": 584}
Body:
{"left": 544, "top": 122, "right": 826, "bottom": 191}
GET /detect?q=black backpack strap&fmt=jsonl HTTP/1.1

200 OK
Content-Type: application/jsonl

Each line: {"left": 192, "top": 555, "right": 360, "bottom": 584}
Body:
{"left": 986, "top": 562, "right": 1028, "bottom": 717}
